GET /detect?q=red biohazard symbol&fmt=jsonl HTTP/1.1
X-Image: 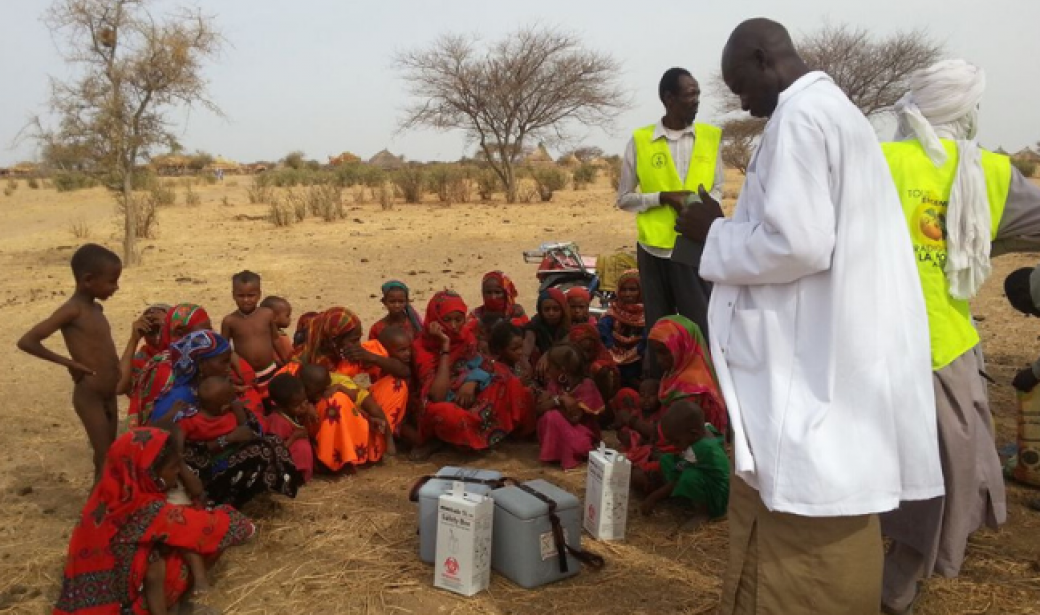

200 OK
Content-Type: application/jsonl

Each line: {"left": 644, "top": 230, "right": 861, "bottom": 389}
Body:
{"left": 588, "top": 503, "right": 596, "bottom": 520}
{"left": 445, "top": 557, "right": 460, "bottom": 576}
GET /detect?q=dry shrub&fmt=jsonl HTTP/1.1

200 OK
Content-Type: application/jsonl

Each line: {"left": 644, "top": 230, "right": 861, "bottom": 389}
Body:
{"left": 530, "top": 166, "right": 568, "bottom": 202}
{"left": 150, "top": 184, "right": 176, "bottom": 206}
{"left": 476, "top": 168, "right": 499, "bottom": 201}
{"left": 378, "top": 183, "right": 393, "bottom": 210}
{"left": 427, "top": 164, "right": 469, "bottom": 204}
{"left": 268, "top": 196, "right": 295, "bottom": 227}
{"left": 284, "top": 189, "right": 308, "bottom": 222}
{"left": 572, "top": 163, "right": 598, "bottom": 189}
{"left": 227, "top": 180, "right": 238, "bottom": 187}
{"left": 27, "top": 177, "right": 40, "bottom": 189}
{"left": 311, "top": 184, "right": 345, "bottom": 222}
{"left": 517, "top": 178, "right": 539, "bottom": 203}
{"left": 392, "top": 166, "right": 426, "bottom": 204}
{"left": 449, "top": 178, "right": 472, "bottom": 204}
{"left": 69, "top": 219, "right": 92, "bottom": 239}
{"left": 2, "top": 186, "right": 12, "bottom": 197}
{"left": 116, "top": 193, "right": 159, "bottom": 238}
{"left": 607, "top": 157, "right": 623, "bottom": 190}
{"left": 52, "top": 172, "right": 98, "bottom": 192}
{"left": 6, "top": 177, "right": 18, "bottom": 192}
{"left": 353, "top": 186, "right": 367, "bottom": 204}
{"left": 247, "top": 181, "right": 273, "bottom": 204}
{"left": 221, "top": 196, "right": 232, "bottom": 207}
{"left": 183, "top": 185, "right": 201, "bottom": 206}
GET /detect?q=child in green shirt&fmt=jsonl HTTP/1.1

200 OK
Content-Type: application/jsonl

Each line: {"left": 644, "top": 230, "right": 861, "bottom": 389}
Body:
{"left": 640, "top": 400, "right": 730, "bottom": 519}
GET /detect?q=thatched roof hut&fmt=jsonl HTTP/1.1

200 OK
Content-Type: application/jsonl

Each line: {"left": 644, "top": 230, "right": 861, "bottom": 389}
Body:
{"left": 523, "top": 144, "right": 554, "bottom": 165}
{"left": 150, "top": 154, "right": 192, "bottom": 175}
{"left": 205, "top": 156, "right": 241, "bottom": 173}
{"left": 558, "top": 153, "right": 581, "bottom": 168}
{"left": 1014, "top": 148, "right": 1040, "bottom": 163}
{"left": 10, "top": 162, "right": 40, "bottom": 176}
{"left": 369, "top": 149, "right": 405, "bottom": 169}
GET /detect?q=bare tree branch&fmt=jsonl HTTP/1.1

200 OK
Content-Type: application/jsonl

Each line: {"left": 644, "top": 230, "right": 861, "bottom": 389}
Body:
{"left": 395, "top": 25, "right": 631, "bottom": 202}
{"left": 32, "top": 0, "right": 222, "bottom": 264}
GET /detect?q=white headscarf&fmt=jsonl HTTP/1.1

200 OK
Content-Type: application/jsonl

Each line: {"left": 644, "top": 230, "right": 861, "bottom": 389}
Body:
{"left": 894, "top": 59, "right": 988, "bottom": 300}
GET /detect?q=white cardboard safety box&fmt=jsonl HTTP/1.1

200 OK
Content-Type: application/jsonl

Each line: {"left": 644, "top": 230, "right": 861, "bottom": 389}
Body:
{"left": 584, "top": 443, "right": 631, "bottom": 541}
{"left": 434, "top": 481, "right": 494, "bottom": 597}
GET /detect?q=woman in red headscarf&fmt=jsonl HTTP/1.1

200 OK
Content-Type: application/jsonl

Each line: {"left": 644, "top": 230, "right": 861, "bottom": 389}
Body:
{"left": 280, "top": 307, "right": 410, "bottom": 466}
{"left": 413, "top": 290, "right": 535, "bottom": 459}
{"left": 54, "top": 428, "right": 255, "bottom": 615}
{"left": 130, "top": 304, "right": 212, "bottom": 425}
{"left": 470, "top": 271, "right": 529, "bottom": 326}
{"left": 130, "top": 304, "right": 266, "bottom": 427}
{"left": 598, "top": 270, "right": 646, "bottom": 389}
{"left": 648, "top": 315, "right": 726, "bottom": 434}
{"left": 568, "top": 323, "right": 620, "bottom": 407}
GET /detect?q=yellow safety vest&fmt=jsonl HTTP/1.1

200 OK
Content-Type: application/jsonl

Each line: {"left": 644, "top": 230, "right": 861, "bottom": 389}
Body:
{"left": 882, "top": 139, "right": 1012, "bottom": 371}
{"left": 633, "top": 123, "right": 722, "bottom": 250}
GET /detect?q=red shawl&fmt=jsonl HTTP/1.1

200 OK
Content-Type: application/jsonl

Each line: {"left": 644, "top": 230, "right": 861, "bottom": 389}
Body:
{"left": 159, "top": 304, "right": 211, "bottom": 351}
{"left": 414, "top": 290, "right": 477, "bottom": 394}
{"left": 179, "top": 410, "right": 239, "bottom": 442}
{"left": 55, "top": 428, "right": 254, "bottom": 615}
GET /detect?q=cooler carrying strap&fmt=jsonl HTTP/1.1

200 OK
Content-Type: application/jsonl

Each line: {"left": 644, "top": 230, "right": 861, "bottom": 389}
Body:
{"left": 514, "top": 483, "right": 605, "bottom": 573}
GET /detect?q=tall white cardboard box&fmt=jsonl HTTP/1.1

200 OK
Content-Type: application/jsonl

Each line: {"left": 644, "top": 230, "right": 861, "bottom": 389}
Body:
{"left": 584, "top": 443, "right": 631, "bottom": 541}
{"left": 434, "top": 481, "right": 494, "bottom": 596}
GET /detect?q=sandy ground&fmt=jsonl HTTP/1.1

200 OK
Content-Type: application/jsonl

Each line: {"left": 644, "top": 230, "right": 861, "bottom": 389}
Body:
{"left": 0, "top": 173, "right": 1038, "bottom": 614}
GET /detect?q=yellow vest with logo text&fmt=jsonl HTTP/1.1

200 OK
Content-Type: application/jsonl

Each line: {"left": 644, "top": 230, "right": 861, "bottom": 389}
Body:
{"left": 634, "top": 123, "right": 722, "bottom": 250}
{"left": 882, "top": 139, "right": 1012, "bottom": 371}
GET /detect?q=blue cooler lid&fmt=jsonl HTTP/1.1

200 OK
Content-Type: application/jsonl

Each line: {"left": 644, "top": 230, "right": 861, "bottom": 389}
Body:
{"left": 491, "top": 479, "right": 579, "bottom": 521}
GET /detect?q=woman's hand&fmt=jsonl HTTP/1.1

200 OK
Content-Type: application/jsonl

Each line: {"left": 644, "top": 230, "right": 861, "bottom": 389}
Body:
{"left": 340, "top": 343, "right": 370, "bottom": 364}
{"left": 456, "top": 381, "right": 478, "bottom": 409}
{"left": 534, "top": 355, "right": 549, "bottom": 381}
{"left": 429, "top": 322, "right": 450, "bottom": 346}
{"left": 560, "top": 393, "right": 583, "bottom": 423}
{"left": 131, "top": 315, "right": 151, "bottom": 342}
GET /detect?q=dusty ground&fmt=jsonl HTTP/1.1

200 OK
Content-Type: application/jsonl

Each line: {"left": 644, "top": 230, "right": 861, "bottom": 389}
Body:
{"left": 0, "top": 173, "right": 1038, "bottom": 614}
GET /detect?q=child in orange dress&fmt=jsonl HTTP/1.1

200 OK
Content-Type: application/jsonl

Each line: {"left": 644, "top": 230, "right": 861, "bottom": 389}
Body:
{"left": 299, "top": 363, "right": 392, "bottom": 472}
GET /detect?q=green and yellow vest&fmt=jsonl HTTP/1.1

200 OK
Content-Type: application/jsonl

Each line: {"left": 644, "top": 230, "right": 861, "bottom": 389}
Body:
{"left": 633, "top": 122, "right": 722, "bottom": 250}
{"left": 882, "top": 139, "right": 1012, "bottom": 370}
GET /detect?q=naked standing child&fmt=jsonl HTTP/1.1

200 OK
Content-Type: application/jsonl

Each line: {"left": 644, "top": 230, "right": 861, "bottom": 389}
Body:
{"left": 17, "top": 243, "right": 122, "bottom": 482}
{"left": 221, "top": 270, "right": 289, "bottom": 389}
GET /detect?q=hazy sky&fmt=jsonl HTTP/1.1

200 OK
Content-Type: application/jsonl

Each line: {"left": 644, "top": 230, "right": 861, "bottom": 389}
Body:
{"left": 2, "top": 0, "right": 1038, "bottom": 166}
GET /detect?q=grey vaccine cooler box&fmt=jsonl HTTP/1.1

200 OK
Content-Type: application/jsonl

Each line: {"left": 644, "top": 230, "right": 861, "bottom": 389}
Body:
{"left": 489, "top": 479, "right": 589, "bottom": 589}
{"left": 415, "top": 466, "right": 504, "bottom": 564}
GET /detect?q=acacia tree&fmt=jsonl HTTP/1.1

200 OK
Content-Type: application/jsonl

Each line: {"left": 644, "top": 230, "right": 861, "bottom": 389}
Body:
{"left": 714, "top": 24, "right": 944, "bottom": 172}
{"left": 396, "top": 25, "right": 630, "bottom": 203}
{"left": 719, "top": 118, "right": 765, "bottom": 175}
{"left": 36, "top": 0, "right": 221, "bottom": 264}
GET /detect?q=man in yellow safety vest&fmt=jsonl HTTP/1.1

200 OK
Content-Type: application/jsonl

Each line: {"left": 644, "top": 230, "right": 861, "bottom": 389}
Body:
{"left": 880, "top": 59, "right": 1040, "bottom": 615}
{"left": 615, "top": 67, "right": 723, "bottom": 375}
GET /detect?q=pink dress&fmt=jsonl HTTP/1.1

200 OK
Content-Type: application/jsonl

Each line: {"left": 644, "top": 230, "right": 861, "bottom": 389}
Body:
{"left": 537, "top": 379, "right": 604, "bottom": 470}
{"left": 266, "top": 411, "right": 314, "bottom": 483}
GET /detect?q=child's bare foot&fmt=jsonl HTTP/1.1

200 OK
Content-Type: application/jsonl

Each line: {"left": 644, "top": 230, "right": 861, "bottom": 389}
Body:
{"left": 408, "top": 439, "right": 444, "bottom": 462}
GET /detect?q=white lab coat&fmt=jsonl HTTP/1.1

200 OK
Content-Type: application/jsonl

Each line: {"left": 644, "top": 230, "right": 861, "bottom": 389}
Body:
{"left": 700, "top": 73, "right": 944, "bottom": 517}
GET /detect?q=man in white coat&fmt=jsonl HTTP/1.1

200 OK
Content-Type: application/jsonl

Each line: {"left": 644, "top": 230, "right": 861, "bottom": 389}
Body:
{"left": 676, "top": 18, "right": 944, "bottom": 614}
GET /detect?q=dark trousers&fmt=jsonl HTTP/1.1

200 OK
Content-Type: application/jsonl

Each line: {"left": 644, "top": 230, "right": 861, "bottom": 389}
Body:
{"left": 638, "top": 244, "right": 712, "bottom": 378}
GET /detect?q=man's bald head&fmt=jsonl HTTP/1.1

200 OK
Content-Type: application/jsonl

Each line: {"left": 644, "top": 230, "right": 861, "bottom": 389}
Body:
{"left": 722, "top": 18, "right": 807, "bottom": 118}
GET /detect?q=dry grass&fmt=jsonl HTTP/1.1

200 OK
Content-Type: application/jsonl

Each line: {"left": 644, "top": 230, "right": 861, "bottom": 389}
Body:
{"left": 68, "top": 219, "right": 91, "bottom": 239}
{"left": 0, "top": 173, "right": 1039, "bottom": 615}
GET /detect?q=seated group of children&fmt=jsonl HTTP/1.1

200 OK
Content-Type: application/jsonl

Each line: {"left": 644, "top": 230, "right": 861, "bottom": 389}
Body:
{"left": 26, "top": 245, "right": 732, "bottom": 609}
